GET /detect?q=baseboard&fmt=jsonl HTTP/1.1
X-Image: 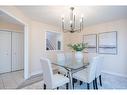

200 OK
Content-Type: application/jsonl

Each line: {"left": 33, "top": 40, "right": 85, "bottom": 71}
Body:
{"left": 102, "top": 70, "right": 127, "bottom": 78}
{"left": 30, "top": 70, "right": 43, "bottom": 77}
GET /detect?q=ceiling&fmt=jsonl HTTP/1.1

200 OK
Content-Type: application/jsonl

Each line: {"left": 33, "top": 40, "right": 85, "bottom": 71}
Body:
{"left": 17, "top": 6, "right": 127, "bottom": 27}
{"left": 0, "top": 10, "right": 24, "bottom": 26}
{"left": 3, "top": 6, "right": 127, "bottom": 27}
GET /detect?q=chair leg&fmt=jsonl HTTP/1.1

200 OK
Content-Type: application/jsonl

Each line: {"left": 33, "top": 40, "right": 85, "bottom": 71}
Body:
{"left": 80, "top": 81, "right": 83, "bottom": 85}
{"left": 57, "top": 87, "right": 59, "bottom": 89}
{"left": 93, "top": 80, "right": 96, "bottom": 89}
{"left": 95, "top": 78, "right": 98, "bottom": 89}
{"left": 73, "top": 78, "right": 77, "bottom": 83}
{"left": 44, "top": 84, "right": 46, "bottom": 89}
{"left": 99, "top": 75, "right": 102, "bottom": 86}
{"left": 58, "top": 71, "right": 60, "bottom": 74}
{"left": 87, "top": 83, "right": 90, "bottom": 89}
{"left": 73, "top": 81, "right": 75, "bottom": 89}
{"left": 72, "top": 78, "right": 77, "bottom": 89}
{"left": 66, "top": 83, "right": 69, "bottom": 89}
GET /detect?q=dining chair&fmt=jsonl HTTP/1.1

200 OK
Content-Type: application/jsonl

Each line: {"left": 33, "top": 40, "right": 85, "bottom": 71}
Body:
{"left": 73, "top": 56, "right": 100, "bottom": 89}
{"left": 95, "top": 55, "right": 104, "bottom": 89}
{"left": 40, "top": 57, "right": 69, "bottom": 89}
{"left": 65, "top": 52, "right": 78, "bottom": 84}
{"left": 65, "top": 52, "right": 73, "bottom": 64}
{"left": 56, "top": 53, "right": 68, "bottom": 76}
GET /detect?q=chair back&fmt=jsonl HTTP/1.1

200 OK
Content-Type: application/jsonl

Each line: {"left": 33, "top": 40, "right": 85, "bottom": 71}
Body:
{"left": 88, "top": 53, "right": 98, "bottom": 63}
{"left": 65, "top": 52, "right": 73, "bottom": 64}
{"left": 56, "top": 53, "right": 66, "bottom": 65}
{"left": 40, "top": 57, "right": 53, "bottom": 89}
{"left": 87, "top": 56, "right": 100, "bottom": 82}
{"left": 96, "top": 55, "right": 104, "bottom": 77}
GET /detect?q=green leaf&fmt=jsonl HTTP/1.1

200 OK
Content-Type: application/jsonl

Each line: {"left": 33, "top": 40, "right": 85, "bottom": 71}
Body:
{"left": 67, "top": 43, "right": 87, "bottom": 52}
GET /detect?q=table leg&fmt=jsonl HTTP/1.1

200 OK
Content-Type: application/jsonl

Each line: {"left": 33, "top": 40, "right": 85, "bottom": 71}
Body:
{"left": 68, "top": 70, "right": 73, "bottom": 89}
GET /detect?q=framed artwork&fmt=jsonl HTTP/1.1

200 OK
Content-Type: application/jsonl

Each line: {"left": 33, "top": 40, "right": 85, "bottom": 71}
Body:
{"left": 98, "top": 31, "right": 117, "bottom": 54}
{"left": 83, "top": 34, "right": 97, "bottom": 53}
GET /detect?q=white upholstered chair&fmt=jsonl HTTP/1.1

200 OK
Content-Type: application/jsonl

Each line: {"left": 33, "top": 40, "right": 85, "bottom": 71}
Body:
{"left": 73, "top": 56, "right": 100, "bottom": 89}
{"left": 40, "top": 57, "right": 69, "bottom": 89}
{"left": 56, "top": 52, "right": 73, "bottom": 75}
{"left": 95, "top": 55, "right": 104, "bottom": 89}
{"left": 56, "top": 53, "right": 69, "bottom": 76}
{"left": 65, "top": 52, "right": 73, "bottom": 64}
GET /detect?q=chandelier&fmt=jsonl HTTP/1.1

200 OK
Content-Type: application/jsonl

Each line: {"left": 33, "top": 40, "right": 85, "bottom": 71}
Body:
{"left": 62, "top": 7, "right": 84, "bottom": 33}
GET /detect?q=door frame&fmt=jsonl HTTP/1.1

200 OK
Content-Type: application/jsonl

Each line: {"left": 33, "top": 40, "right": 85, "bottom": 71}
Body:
{"left": 0, "top": 9, "right": 30, "bottom": 80}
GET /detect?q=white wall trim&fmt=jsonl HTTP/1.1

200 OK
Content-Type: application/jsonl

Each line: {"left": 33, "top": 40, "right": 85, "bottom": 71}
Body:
{"left": 24, "top": 24, "right": 30, "bottom": 79}
{"left": 102, "top": 70, "right": 127, "bottom": 78}
{"left": 30, "top": 70, "right": 43, "bottom": 76}
{"left": 0, "top": 9, "right": 30, "bottom": 80}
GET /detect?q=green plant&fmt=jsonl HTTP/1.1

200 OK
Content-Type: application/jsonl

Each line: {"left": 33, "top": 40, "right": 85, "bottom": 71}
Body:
{"left": 68, "top": 43, "right": 87, "bottom": 52}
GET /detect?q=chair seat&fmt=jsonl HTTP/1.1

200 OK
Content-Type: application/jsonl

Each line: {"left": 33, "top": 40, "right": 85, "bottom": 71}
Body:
{"left": 52, "top": 74, "right": 69, "bottom": 89}
{"left": 73, "top": 69, "right": 91, "bottom": 83}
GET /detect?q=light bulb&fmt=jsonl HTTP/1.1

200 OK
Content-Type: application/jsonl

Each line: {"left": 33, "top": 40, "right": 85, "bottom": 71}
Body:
{"left": 62, "top": 19, "right": 64, "bottom": 22}
{"left": 80, "top": 19, "right": 82, "bottom": 22}
{"left": 81, "top": 14, "right": 84, "bottom": 18}
{"left": 70, "top": 20, "right": 72, "bottom": 24}
{"left": 61, "top": 15, "right": 64, "bottom": 18}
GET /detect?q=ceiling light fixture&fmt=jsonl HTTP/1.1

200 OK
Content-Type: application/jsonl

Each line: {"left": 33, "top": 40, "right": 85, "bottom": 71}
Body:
{"left": 62, "top": 7, "right": 84, "bottom": 33}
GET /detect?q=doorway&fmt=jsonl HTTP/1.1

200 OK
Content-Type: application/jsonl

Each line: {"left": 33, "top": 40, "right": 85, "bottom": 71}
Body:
{"left": 0, "top": 9, "right": 29, "bottom": 80}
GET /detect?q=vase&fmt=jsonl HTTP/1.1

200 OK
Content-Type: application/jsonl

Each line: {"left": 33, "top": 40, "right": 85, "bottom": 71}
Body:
{"left": 75, "top": 51, "right": 83, "bottom": 63}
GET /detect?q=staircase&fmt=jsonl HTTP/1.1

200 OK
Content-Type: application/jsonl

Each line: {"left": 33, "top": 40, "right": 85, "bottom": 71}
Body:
{"left": 46, "top": 39, "right": 56, "bottom": 50}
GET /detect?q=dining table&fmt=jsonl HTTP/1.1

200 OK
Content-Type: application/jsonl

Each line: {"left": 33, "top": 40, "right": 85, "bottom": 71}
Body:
{"left": 52, "top": 60, "right": 89, "bottom": 89}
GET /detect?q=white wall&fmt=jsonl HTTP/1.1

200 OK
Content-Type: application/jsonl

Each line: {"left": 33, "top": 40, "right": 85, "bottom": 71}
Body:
{"left": 66, "top": 19, "right": 127, "bottom": 77}
{"left": 30, "top": 20, "right": 64, "bottom": 75}
{"left": 0, "top": 22, "right": 24, "bottom": 32}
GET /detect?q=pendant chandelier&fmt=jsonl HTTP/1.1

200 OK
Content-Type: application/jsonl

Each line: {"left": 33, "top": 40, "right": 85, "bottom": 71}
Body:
{"left": 62, "top": 7, "right": 84, "bottom": 33}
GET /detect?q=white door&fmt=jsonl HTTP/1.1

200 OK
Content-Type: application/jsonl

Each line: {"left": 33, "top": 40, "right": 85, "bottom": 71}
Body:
{"left": 0, "top": 31, "right": 11, "bottom": 74}
{"left": 12, "top": 32, "right": 24, "bottom": 71}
